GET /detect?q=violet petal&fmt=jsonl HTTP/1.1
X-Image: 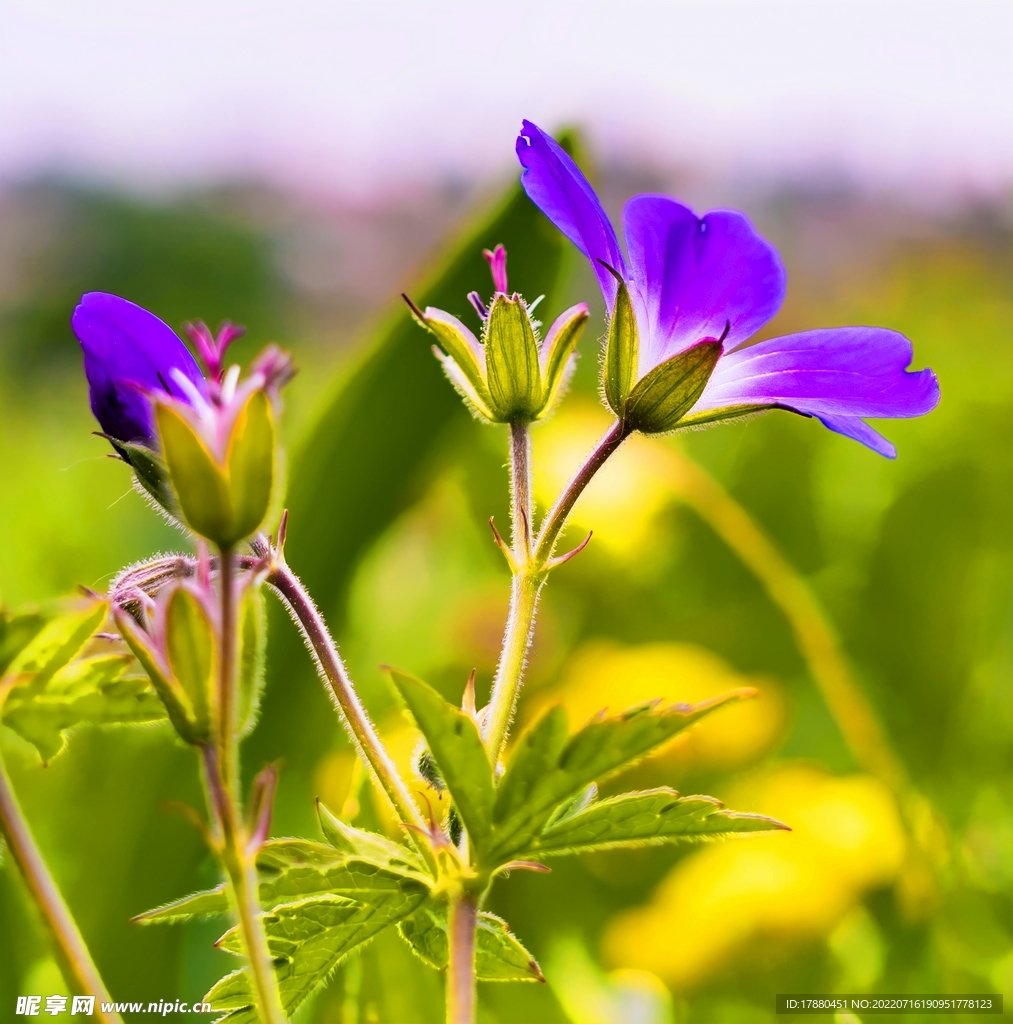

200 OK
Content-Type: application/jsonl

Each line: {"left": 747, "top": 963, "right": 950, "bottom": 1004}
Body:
{"left": 691, "top": 326, "right": 940, "bottom": 455}
{"left": 516, "top": 120, "right": 626, "bottom": 308}
{"left": 73, "top": 292, "right": 208, "bottom": 444}
{"left": 623, "top": 195, "right": 786, "bottom": 374}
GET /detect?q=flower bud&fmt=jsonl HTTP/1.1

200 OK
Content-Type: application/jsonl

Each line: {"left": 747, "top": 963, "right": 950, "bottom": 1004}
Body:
{"left": 407, "top": 244, "right": 588, "bottom": 424}
{"left": 156, "top": 386, "right": 277, "bottom": 551}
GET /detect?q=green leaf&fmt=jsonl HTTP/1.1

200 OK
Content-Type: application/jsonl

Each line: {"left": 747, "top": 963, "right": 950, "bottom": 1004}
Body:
{"left": 603, "top": 273, "right": 638, "bottom": 415}
{"left": 132, "top": 885, "right": 229, "bottom": 924}
{"left": 484, "top": 295, "right": 542, "bottom": 420}
{"left": 207, "top": 890, "right": 428, "bottom": 1020}
{"left": 488, "top": 692, "right": 753, "bottom": 864}
{"left": 155, "top": 402, "right": 233, "bottom": 547}
{"left": 622, "top": 340, "right": 722, "bottom": 434}
{"left": 236, "top": 585, "right": 267, "bottom": 738}
{"left": 164, "top": 587, "right": 214, "bottom": 736}
{"left": 673, "top": 403, "right": 776, "bottom": 429}
{"left": 387, "top": 667, "right": 495, "bottom": 849}
{"left": 317, "top": 799, "right": 426, "bottom": 873}
{"left": 527, "top": 787, "right": 788, "bottom": 856}
{"left": 398, "top": 904, "right": 543, "bottom": 983}
{"left": 135, "top": 837, "right": 432, "bottom": 928}
{"left": 0, "top": 609, "right": 47, "bottom": 678}
{"left": 3, "top": 602, "right": 108, "bottom": 692}
{"left": 539, "top": 303, "right": 589, "bottom": 416}
{"left": 1, "top": 654, "right": 165, "bottom": 763}
{"left": 227, "top": 389, "right": 276, "bottom": 542}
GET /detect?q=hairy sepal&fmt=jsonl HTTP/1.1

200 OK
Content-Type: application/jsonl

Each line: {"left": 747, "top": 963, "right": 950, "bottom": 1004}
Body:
{"left": 484, "top": 295, "right": 542, "bottom": 420}
{"left": 538, "top": 303, "right": 588, "bottom": 418}
{"left": 623, "top": 340, "right": 722, "bottom": 434}
{"left": 603, "top": 274, "right": 638, "bottom": 415}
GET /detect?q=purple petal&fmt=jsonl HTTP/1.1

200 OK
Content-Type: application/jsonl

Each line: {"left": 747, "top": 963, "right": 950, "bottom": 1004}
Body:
{"left": 815, "top": 415, "right": 897, "bottom": 458}
{"left": 623, "top": 196, "right": 786, "bottom": 375}
{"left": 516, "top": 120, "right": 626, "bottom": 307}
{"left": 73, "top": 292, "right": 208, "bottom": 444}
{"left": 690, "top": 326, "right": 940, "bottom": 455}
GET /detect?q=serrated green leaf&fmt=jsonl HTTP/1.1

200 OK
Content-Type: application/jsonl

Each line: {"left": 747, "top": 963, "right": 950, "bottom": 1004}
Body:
{"left": 623, "top": 340, "right": 722, "bottom": 434}
{"left": 132, "top": 885, "right": 229, "bottom": 924}
{"left": 484, "top": 295, "right": 542, "bottom": 420}
{"left": 387, "top": 667, "right": 494, "bottom": 849}
{"left": 2, "top": 654, "right": 165, "bottom": 762}
{"left": 487, "top": 692, "right": 753, "bottom": 864}
{"left": 493, "top": 706, "right": 569, "bottom": 827}
{"left": 398, "top": 904, "right": 543, "bottom": 983}
{"left": 207, "top": 890, "right": 428, "bottom": 1020}
{"left": 603, "top": 274, "right": 638, "bottom": 415}
{"left": 165, "top": 587, "right": 214, "bottom": 736}
{"left": 227, "top": 389, "right": 276, "bottom": 542}
{"left": 134, "top": 838, "right": 431, "bottom": 929}
{"left": 3, "top": 602, "right": 108, "bottom": 693}
{"left": 317, "top": 800, "right": 426, "bottom": 874}
{"left": 236, "top": 585, "right": 267, "bottom": 738}
{"left": 528, "top": 787, "right": 788, "bottom": 856}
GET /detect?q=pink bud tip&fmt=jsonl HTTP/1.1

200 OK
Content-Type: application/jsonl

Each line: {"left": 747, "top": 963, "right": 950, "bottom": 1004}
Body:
{"left": 483, "top": 244, "right": 508, "bottom": 294}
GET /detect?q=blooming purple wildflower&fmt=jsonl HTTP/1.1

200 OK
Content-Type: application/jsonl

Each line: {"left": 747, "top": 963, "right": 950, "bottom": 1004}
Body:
{"left": 516, "top": 121, "right": 939, "bottom": 456}
{"left": 73, "top": 292, "right": 209, "bottom": 446}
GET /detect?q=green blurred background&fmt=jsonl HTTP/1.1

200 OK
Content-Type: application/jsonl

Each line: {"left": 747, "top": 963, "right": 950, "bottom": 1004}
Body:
{"left": 0, "top": 148, "right": 1009, "bottom": 1024}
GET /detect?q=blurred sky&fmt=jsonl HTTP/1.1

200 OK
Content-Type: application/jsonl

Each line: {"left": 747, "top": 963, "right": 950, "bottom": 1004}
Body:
{"left": 2, "top": 0, "right": 1012, "bottom": 196}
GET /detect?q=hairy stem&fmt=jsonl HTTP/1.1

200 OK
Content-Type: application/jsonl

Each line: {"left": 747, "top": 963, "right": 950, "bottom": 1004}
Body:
{"left": 446, "top": 892, "right": 478, "bottom": 1024}
{"left": 201, "top": 745, "right": 286, "bottom": 1024}
{"left": 483, "top": 570, "right": 541, "bottom": 762}
{"left": 509, "top": 420, "right": 532, "bottom": 559}
{"left": 534, "top": 419, "right": 631, "bottom": 563}
{"left": 0, "top": 751, "right": 123, "bottom": 1024}
{"left": 217, "top": 547, "right": 237, "bottom": 786}
{"left": 484, "top": 419, "right": 631, "bottom": 762}
{"left": 263, "top": 559, "right": 428, "bottom": 838}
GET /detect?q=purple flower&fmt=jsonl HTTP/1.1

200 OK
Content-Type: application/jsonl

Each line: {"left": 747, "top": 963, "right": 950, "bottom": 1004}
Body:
{"left": 516, "top": 121, "right": 939, "bottom": 457}
{"left": 73, "top": 292, "right": 209, "bottom": 445}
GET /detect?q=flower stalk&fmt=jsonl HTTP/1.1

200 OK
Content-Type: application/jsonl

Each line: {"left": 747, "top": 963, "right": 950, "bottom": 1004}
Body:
{"left": 0, "top": 748, "right": 124, "bottom": 1024}
{"left": 255, "top": 537, "right": 431, "bottom": 855}
{"left": 200, "top": 744, "right": 286, "bottom": 1024}
{"left": 446, "top": 892, "right": 478, "bottom": 1024}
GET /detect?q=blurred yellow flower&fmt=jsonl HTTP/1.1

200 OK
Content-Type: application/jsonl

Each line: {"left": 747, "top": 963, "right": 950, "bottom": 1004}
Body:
{"left": 603, "top": 764, "right": 907, "bottom": 989}
{"left": 527, "top": 639, "right": 787, "bottom": 773}
{"left": 532, "top": 402, "right": 676, "bottom": 557}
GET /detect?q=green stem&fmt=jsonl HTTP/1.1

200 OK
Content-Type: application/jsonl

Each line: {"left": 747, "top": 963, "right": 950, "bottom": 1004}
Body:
{"left": 446, "top": 892, "right": 478, "bottom": 1024}
{"left": 484, "top": 419, "right": 631, "bottom": 762}
{"left": 217, "top": 547, "right": 237, "bottom": 787}
{"left": 0, "top": 750, "right": 124, "bottom": 1024}
{"left": 201, "top": 745, "right": 286, "bottom": 1024}
{"left": 534, "top": 419, "right": 630, "bottom": 563}
{"left": 509, "top": 420, "right": 532, "bottom": 559}
{"left": 262, "top": 557, "right": 431, "bottom": 851}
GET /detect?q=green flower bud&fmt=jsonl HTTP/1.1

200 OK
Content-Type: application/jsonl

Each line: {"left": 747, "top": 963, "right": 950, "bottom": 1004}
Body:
{"left": 407, "top": 243, "right": 588, "bottom": 424}
{"left": 155, "top": 388, "right": 276, "bottom": 551}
